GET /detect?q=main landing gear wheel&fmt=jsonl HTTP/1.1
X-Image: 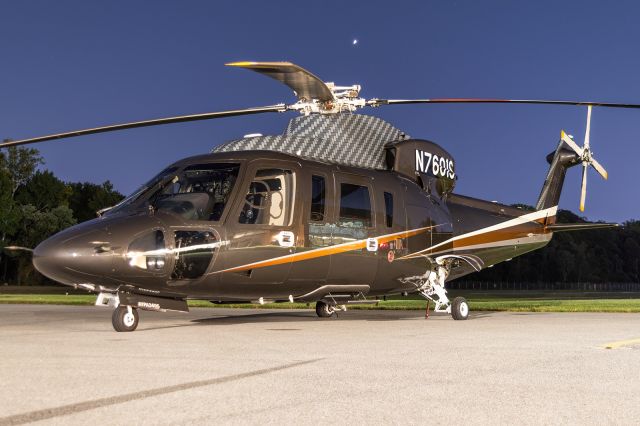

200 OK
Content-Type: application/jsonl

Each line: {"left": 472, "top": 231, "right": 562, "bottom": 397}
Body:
{"left": 315, "top": 301, "right": 336, "bottom": 318}
{"left": 112, "top": 305, "right": 139, "bottom": 332}
{"left": 451, "top": 297, "right": 470, "bottom": 321}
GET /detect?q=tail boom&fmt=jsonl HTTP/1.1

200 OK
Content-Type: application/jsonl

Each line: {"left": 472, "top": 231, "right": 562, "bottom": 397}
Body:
{"left": 535, "top": 140, "right": 581, "bottom": 216}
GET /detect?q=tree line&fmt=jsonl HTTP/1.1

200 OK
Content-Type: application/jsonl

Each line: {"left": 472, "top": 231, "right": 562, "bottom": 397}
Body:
{"left": 0, "top": 147, "right": 123, "bottom": 284}
{"left": 0, "top": 146, "right": 638, "bottom": 286}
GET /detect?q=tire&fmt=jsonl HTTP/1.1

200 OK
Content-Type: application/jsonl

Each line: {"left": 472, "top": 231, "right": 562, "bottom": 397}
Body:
{"left": 112, "top": 306, "right": 139, "bottom": 332}
{"left": 315, "top": 301, "right": 336, "bottom": 318}
{"left": 451, "top": 297, "right": 470, "bottom": 320}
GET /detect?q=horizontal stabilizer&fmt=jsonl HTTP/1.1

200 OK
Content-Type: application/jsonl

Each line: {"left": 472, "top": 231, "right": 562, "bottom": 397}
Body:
{"left": 545, "top": 223, "right": 619, "bottom": 232}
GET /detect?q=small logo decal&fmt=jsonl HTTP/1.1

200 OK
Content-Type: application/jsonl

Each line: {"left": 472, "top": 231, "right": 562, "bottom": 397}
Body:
{"left": 276, "top": 231, "right": 295, "bottom": 247}
{"left": 366, "top": 238, "right": 379, "bottom": 252}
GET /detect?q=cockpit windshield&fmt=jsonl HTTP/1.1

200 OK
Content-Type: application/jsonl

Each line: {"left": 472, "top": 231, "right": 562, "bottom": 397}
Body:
{"left": 152, "top": 163, "right": 240, "bottom": 221}
{"left": 106, "top": 166, "right": 180, "bottom": 215}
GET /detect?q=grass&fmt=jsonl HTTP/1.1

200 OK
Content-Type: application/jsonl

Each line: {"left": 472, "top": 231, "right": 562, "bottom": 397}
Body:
{"left": 1, "top": 294, "right": 640, "bottom": 313}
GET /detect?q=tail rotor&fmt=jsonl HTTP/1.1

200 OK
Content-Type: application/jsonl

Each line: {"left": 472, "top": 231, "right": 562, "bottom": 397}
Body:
{"left": 559, "top": 105, "right": 608, "bottom": 212}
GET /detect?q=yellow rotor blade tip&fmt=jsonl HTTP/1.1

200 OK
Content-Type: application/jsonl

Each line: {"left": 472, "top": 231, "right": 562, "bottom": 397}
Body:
{"left": 225, "top": 61, "right": 256, "bottom": 67}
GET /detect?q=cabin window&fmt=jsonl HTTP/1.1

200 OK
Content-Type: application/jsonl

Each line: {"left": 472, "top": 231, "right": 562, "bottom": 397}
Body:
{"left": 239, "top": 168, "right": 295, "bottom": 226}
{"left": 384, "top": 192, "right": 393, "bottom": 227}
{"left": 152, "top": 163, "right": 240, "bottom": 221}
{"left": 339, "top": 183, "right": 372, "bottom": 228}
{"left": 310, "top": 175, "right": 326, "bottom": 222}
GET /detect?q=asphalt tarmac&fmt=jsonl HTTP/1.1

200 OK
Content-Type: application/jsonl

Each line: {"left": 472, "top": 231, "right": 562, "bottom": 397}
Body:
{"left": 0, "top": 305, "right": 639, "bottom": 425}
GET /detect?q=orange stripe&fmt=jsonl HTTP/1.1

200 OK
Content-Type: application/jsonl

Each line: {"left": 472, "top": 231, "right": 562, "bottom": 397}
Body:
{"left": 399, "top": 219, "right": 549, "bottom": 260}
{"left": 452, "top": 223, "right": 542, "bottom": 249}
{"left": 216, "top": 226, "right": 435, "bottom": 274}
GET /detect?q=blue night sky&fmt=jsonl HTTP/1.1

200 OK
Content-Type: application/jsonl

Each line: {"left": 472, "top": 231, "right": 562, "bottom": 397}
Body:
{"left": 1, "top": 1, "right": 639, "bottom": 222}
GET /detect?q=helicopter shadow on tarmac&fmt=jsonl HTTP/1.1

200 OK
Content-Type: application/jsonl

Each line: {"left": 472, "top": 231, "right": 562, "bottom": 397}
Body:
{"left": 183, "top": 309, "right": 495, "bottom": 327}
{"left": 128, "top": 309, "right": 496, "bottom": 332}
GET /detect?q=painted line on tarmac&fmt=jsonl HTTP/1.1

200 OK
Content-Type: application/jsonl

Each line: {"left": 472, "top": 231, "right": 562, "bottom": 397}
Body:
{"left": 602, "top": 338, "right": 640, "bottom": 349}
{"left": 0, "top": 358, "right": 321, "bottom": 426}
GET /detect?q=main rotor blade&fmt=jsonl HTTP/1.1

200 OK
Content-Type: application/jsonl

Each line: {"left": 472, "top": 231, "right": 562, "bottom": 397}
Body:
{"left": 227, "top": 61, "right": 335, "bottom": 103}
{"left": 372, "top": 98, "right": 640, "bottom": 109}
{"left": 580, "top": 163, "right": 588, "bottom": 212}
{"left": 1, "top": 104, "right": 286, "bottom": 148}
{"left": 3, "top": 245, "right": 33, "bottom": 253}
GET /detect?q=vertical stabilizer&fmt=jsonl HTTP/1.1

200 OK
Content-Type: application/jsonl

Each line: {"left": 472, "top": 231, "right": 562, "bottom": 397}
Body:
{"left": 535, "top": 141, "right": 580, "bottom": 215}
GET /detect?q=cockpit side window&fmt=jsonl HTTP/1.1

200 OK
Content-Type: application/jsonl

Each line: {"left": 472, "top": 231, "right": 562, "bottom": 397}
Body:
{"left": 239, "top": 168, "right": 295, "bottom": 226}
{"left": 153, "top": 163, "right": 240, "bottom": 221}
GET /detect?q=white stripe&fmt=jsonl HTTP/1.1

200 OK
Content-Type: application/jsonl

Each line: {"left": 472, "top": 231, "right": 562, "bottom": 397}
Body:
{"left": 399, "top": 206, "right": 556, "bottom": 260}
{"left": 411, "top": 234, "right": 552, "bottom": 259}
{"left": 449, "top": 233, "right": 551, "bottom": 252}
{"left": 127, "top": 241, "right": 230, "bottom": 259}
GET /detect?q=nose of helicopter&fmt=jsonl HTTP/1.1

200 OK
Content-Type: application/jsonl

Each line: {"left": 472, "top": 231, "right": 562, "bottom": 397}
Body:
{"left": 33, "top": 223, "right": 115, "bottom": 286}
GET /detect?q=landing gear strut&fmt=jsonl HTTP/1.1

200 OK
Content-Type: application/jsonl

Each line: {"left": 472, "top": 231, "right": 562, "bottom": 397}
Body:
{"left": 96, "top": 291, "right": 189, "bottom": 332}
{"left": 112, "top": 305, "right": 139, "bottom": 332}
{"left": 412, "top": 258, "right": 470, "bottom": 320}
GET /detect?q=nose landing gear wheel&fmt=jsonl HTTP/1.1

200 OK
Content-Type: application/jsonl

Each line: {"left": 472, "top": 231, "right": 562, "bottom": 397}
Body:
{"left": 451, "top": 297, "right": 470, "bottom": 320}
{"left": 112, "top": 306, "right": 139, "bottom": 332}
{"left": 315, "top": 301, "right": 336, "bottom": 318}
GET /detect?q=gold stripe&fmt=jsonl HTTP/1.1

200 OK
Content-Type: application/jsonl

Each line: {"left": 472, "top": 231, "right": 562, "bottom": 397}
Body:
{"left": 216, "top": 226, "right": 435, "bottom": 274}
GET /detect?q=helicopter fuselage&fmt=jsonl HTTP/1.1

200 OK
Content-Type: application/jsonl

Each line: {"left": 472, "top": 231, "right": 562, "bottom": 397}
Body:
{"left": 33, "top": 149, "right": 552, "bottom": 303}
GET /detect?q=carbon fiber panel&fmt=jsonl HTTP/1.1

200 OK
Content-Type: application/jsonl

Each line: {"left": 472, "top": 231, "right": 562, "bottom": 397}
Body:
{"left": 212, "top": 114, "right": 409, "bottom": 170}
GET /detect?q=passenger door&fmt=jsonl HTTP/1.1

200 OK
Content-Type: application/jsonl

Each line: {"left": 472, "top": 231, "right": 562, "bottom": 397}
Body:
{"left": 326, "top": 172, "right": 378, "bottom": 285}
{"left": 287, "top": 168, "right": 333, "bottom": 294}
{"left": 371, "top": 182, "right": 409, "bottom": 293}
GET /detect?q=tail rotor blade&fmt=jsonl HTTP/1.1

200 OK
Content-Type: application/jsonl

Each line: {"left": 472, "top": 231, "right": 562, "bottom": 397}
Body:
{"left": 580, "top": 163, "right": 588, "bottom": 212}
{"left": 584, "top": 105, "right": 592, "bottom": 150}
{"left": 590, "top": 158, "right": 608, "bottom": 180}
{"left": 560, "top": 130, "right": 584, "bottom": 156}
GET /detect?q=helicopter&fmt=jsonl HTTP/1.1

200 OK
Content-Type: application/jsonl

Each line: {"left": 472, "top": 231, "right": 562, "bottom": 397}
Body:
{"left": 2, "top": 61, "right": 635, "bottom": 332}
